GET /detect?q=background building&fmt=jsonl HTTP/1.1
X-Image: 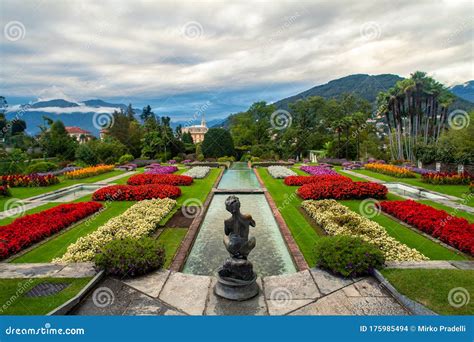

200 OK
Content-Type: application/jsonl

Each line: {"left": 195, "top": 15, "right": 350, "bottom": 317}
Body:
{"left": 181, "top": 116, "right": 208, "bottom": 143}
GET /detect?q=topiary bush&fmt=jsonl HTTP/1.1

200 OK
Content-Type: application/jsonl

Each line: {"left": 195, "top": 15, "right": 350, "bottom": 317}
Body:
{"left": 25, "top": 161, "right": 57, "bottom": 174}
{"left": 95, "top": 237, "right": 166, "bottom": 278}
{"left": 314, "top": 236, "right": 385, "bottom": 277}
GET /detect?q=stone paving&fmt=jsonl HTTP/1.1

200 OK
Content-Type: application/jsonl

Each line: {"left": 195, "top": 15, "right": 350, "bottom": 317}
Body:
{"left": 72, "top": 268, "right": 409, "bottom": 316}
{"left": 0, "top": 262, "right": 97, "bottom": 278}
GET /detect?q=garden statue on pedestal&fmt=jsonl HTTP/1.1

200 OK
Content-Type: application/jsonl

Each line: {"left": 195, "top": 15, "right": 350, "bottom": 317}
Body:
{"left": 215, "top": 195, "right": 259, "bottom": 300}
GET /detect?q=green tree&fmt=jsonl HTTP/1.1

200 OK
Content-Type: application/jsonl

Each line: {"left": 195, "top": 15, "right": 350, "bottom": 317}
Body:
{"left": 39, "top": 120, "right": 77, "bottom": 160}
{"left": 201, "top": 128, "right": 235, "bottom": 158}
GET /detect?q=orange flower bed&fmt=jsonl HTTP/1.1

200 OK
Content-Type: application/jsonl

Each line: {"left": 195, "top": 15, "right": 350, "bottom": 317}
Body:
{"left": 364, "top": 163, "right": 416, "bottom": 178}
{"left": 64, "top": 164, "right": 115, "bottom": 179}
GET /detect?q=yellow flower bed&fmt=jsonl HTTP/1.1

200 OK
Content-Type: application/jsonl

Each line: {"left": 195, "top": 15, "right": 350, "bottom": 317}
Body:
{"left": 64, "top": 164, "right": 115, "bottom": 179}
{"left": 364, "top": 163, "right": 416, "bottom": 178}
{"left": 302, "top": 199, "right": 427, "bottom": 261}
{"left": 54, "top": 198, "right": 176, "bottom": 263}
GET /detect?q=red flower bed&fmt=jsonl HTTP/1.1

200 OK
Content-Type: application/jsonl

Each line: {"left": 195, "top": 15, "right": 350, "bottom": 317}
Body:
{"left": 284, "top": 175, "right": 352, "bottom": 186}
{"left": 0, "top": 174, "right": 59, "bottom": 187}
{"left": 379, "top": 200, "right": 474, "bottom": 255}
{"left": 127, "top": 174, "right": 193, "bottom": 186}
{"left": 92, "top": 184, "right": 181, "bottom": 201}
{"left": 297, "top": 181, "right": 387, "bottom": 200}
{"left": 0, "top": 202, "right": 103, "bottom": 259}
{"left": 421, "top": 171, "right": 473, "bottom": 185}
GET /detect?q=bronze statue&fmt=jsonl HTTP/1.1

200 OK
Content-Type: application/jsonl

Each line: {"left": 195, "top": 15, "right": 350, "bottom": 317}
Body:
{"left": 215, "top": 195, "right": 259, "bottom": 300}
{"left": 223, "top": 195, "right": 256, "bottom": 259}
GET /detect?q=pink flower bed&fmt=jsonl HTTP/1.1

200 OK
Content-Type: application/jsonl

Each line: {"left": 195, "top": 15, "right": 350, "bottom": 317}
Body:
{"left": 300, "top": 165, "right": 338, "bottom": 176}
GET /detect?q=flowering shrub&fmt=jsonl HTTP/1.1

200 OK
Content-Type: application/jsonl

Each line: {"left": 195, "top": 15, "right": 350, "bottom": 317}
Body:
{"left": 183, "top": 166, "right": 211, "bottom": 179}
{"left": 182, "top": 159, "right": 192, "bottom": 164}
{"left": 168, "top": 160, "right": 177, "bottom": 164}
{"left": 64, "top": 164, "right": 114, "bottom": 179}
{"left": 95, "top": 237, "right": 166, "bottom": 278}
{"left": 421, "top": 172, "right": 473, "bottom": 185}
{"left": 268, "top": 166, "right": 296, "bottom": 179}
{"left": 0, "top": 202, "right": 103, "bottom": 259}
{"left": 342, "top": 161, "right": 362, "bottom": 170}
{"left": 379, "top": 200, "right": 474, "bottom": 255}
{"left": 54, "top": 198, "right": 176, "bottom": 262}
{"left": 37, "top": 166, "right": 82, "bottom": 177}
{"left": 314, "top": 236, "right": 385, "bottom": 277}
{"left": 300, "top": 165, "right": 338, "bottom": 176}
{"left": 0, "top": 174, "right": 59, "bottom": 187}
{"left": 0, "top": 185, "right": 11, "bottom": 197}
{"left": 116, "top": 163, "right": 137, "bottom": 171}
{"left": 298, "top": 181, "right": 387, "bottom": 200}
{"left": 284, "top": 175, "right": 352, "bottom": 186}
{"left": 92, "top": 184, "right": 181, "bottom": 201}
{"left": 405, "top": 167, "right": 434, "bottom": 175}
{"left": 302, "top": 200, "right": 427, "bottom": 261}
{"left": 144, "top": 165, "right": 178, "bottom": 174}
{"left": 364, "top": 163, "right": 416, "bottom": 178}
{"left": 127, "top": 174, "right": 193, "bottom": 186}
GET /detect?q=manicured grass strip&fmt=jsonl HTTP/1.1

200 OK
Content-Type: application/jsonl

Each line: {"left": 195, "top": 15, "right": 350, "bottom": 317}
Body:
{"left": 257, "top": 168, "right": 321, "bottom": 267}
{"left": 340, "top": 200, "right": 467, "bottom": 261}
{"left": 157, "top": 228, "right": 187, "bottom": 268}
{"left": 161, "top": 168, "right": 221, "bottom": 225}
{"left": 351, "top": 169, "right": 473, "bottom": 206}
{"left": 334, "top": 166, "right": 371, "bottom": 182}
{"left": 0, "top": 170, "right": 125, "bottom": 209}
{"left": 11, "top": 202, "right": 134, "bottom": 263}
{"left": 0, "top": 277, "right": 92, "bottom": 315}
{"left": 381, "top": 269, "right": 474, "bottom": 315}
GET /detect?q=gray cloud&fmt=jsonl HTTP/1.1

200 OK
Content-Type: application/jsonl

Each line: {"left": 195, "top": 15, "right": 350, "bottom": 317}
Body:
{"left": 1, "top": 0, "right": 473, "bottom": 104}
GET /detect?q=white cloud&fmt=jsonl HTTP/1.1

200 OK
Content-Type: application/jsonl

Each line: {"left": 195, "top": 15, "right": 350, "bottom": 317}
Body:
{"left": 0, "top": 0, "right": 472, "bottom": 102}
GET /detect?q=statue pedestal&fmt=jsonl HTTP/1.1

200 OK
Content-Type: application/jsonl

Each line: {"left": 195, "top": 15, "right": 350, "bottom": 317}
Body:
{"left": 214, "top": 257, "right": 259, "bottom": 301}
{"left": 214, "top": 275, "right": 259, "bottom": 301}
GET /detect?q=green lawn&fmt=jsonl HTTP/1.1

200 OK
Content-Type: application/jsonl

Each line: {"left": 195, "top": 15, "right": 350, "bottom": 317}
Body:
{"left": 340, "top": 200, "right": 467, "bottom": 260}
{"left": 11, "top": 201, "right": 134, "bottom": 263}
{"left": 257, "top": 168, "right": 321, "bottom": 266}
{"left": 161, "top": 168, "right": 221, "bottom": 225}
{"left": 157, "top": 228, "right": 187, "bottom": 268}
{"left": 381, "top": 269, "right": 474, "bottom": 315}
{"left": 0, "top": 170, "right": 125, "bottom": 210}
{"left": 351, "top": 169, "right": 473, "bottom": 206}
{"left": 0, "top": 277, "right": 92, "bottom": 315}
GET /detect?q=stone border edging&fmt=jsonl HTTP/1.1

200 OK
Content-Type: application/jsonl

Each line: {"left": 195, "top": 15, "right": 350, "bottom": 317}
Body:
{"left": 47, "top": 270, "right": 105, "bottom": 316}
{"left": 372, "top": 269, "right": 437, "bottom": 316}
{"left": 169, "top": 167, "right": 225, "bottom": 271}
{"left": 253, "top": 168, "right": 309, "bottom": 271}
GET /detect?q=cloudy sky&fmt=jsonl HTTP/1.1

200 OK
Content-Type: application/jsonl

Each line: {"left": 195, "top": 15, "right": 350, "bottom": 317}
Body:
{"left": 0, "top": 0, "right": 473, "bottom": 120}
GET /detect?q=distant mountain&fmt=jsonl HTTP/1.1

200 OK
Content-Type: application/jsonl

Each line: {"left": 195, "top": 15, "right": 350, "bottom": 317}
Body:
{"left": 450, "top": 81, "right": 474, "bottom": 103}
{"left": 30, "top": 99, "right": 80, "bottom": 109}
{"left": 6, "top": 99, "right": 139, "bottom": 137}
{"left": 274, "top": 74, "right": 404, "bottom": 110}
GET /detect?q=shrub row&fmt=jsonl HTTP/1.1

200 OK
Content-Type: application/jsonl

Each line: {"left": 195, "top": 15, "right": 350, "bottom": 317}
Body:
{"left": 297, "top": 181, "right": 387, "bottom": 200}
{"left": 127, "top": 174, "right": 193, "bottom": 186}
{"left": 284, "top": 175, "right": 352, "bottom": 186}
{"left": 92, "top": 184, "right": 181, "bottom": 201}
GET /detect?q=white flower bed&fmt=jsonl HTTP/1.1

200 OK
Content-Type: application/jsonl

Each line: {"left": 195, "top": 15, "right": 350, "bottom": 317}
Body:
{"left": 54, "top": 198, "right": 176, "bottom": 263}
{"left": 301, "top": 199, "right": 427, "bottom": 261}
{"left": 183, "top": 166, "right": 211, "bottom": 179}
{"left": 267, "top": 165, "right": 296, "bottom": 179}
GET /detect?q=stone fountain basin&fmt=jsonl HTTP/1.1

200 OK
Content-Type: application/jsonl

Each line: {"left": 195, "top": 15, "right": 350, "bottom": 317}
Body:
{"left": 384, "top": 183, "right": 449, "bottom": 200}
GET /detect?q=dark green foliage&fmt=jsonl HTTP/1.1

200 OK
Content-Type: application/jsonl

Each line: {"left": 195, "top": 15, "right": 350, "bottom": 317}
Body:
{"left": 95, "top": 237, "right": 166, "bottom": 278}
{"left": 182, "top": 131, "right": 193, "bottom": 144}
{"left": 314, "top": 236, "right": 385, "bottom": 277}
{"left": 201, "top": 128, "right": 235, "bottom": 158}
{"left": 39, "top": 120, "right": 77, "bottom": 160}
{"left": 25, "top": 161, "right": 57, "bottom": 174}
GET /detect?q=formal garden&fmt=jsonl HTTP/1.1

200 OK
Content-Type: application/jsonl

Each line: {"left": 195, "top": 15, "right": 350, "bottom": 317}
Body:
{"left": 0, "top": 72, "right": 473, "bottom": 316}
